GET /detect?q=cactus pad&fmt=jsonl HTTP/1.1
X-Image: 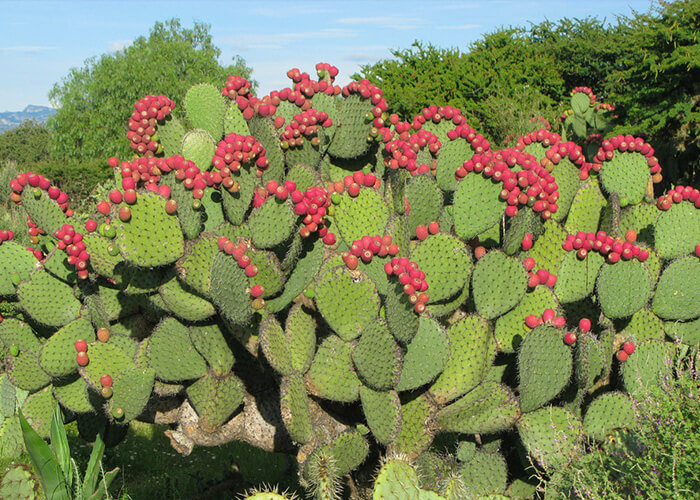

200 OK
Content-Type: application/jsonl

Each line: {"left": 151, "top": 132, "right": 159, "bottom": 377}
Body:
{"left": 396, "top": 316, "right": 449, "bottom": 392}
{"left": 453, "top": 172, "right": 504, "bottom": 240}
{"left": 583, "top": 392, "right": 636, "bottom": 441}
{"left": 654, "top": 201, "right": 699, "bottom": 259}
{"left": 305, "top": 335, "right": 361, "bottom": 402}
{"left": 39, "top": 318, "right": 94, "bottom": 378}
{"left": 186, "top": 372, "right": 244, "bottom": 432}
{"left": 596, "top": 260, "right": 653, "bottom": 319}
{"left": 280, "top": 372, "right": 313, "bottom": 444}
{"left": 410, "top": 233, "right": 472, "bottom": 303}
{"left": 472, "top": 251, "right": 527, "bottom": 319}
{"left": 437, "top": 381, "right": 520, "bottom": 434}
{"left": 17, "top": 270, "right": 80, "bottom": 327}
{"left": 353, "top": 319, "right": 402, "bottom": 391}
{"left": 517, "top": 406, "right": 583, "bottom": 471}
{"left": 149, "top": 318, "right": 207, "bottom": 382}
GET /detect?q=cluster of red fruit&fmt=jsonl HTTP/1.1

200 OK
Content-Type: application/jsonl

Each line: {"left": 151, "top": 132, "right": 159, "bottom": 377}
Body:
{"left": 287, "top": 64, "right": 342, "bottom": 98}
{"left": 595, "top": 102, "right": 616, "bottom": 112}
{"left": 516, "top": 128, "right": 562, "bottom": 150}
{"left": 591, "top": 134, "right": 661, "bottom": 183}
{"left": 216, "top": 235, "right": 262, "bottom": 282}
{"left": 280, "top": 109, "right": 333, "bottom": 148}
{"left": 26, "top": 217, "right": 46, "bottom": 246}
{"left": 384, "top": 128, "right": 440, "bottom": 176}
{"left": 563, "top": 318, "right": 592, "bottom": 345}
{"left": 9, "top": 172, "right": 72, "bottom": 215}
{"left": 584, "top": 133, "right": 604, "bottom": 145}
{"left": 26, "top": 246, "right": 44, "bottom": 261}
{"left": 571, "top": 86, "right": 596, "bottom": 103}
{"left": 235, "top": 92, "right": 280, "bottom": 119}
{"left": 656, "top": 184, "right": 700, "bottom": 210}
{"left": 616, "top": 341, "right": 635, "bottom": 362}
{"left": 127, "top": 94, "right": 174, "bottom": 156}
{"left": 410, "top": 104, "right": 467, "bottom": 131}
{"left": 292, "top": 185, "right": 335, "bottom": 244}
{"left": 542, "top": 141, "right": 590, "bottom": 178}
{"left": 456, "top": 149, "right": 559, "bottom": 220}
{"left": 384, "top": 257, "right": 430, "bottom": 313}
{"left": 314, "top": 62, "right": 339, "bottom": 81}
{"left": 447, "top": 124, "right": 491, "bottom": 155}
{"left": 342, "top": 79, "right": 392, "bottom": 139}
{"left": 327, "top": 171, "right": 381, "bottom": 199}
{"left": 342, "top": 234, "right": 400, "bottom": 269}
{"left": 221, "top": 75, "right": 253, "bottom": 99}
{"left": 523, "top": 257, "right": 558, "bottom": 288}
{"left": 562, "top": 230, "right": 649, "bottom": 263}
{"left": 415, "top": 222, "right": 440, "bottom": 241}
{"left": 525, "top": 308, "right": 566, "bottom": 329}
{"left": 212, "top": 133, "right": 270, "bottom": 180}
{"left": 0, "top": 230, "right": 13, "bottom": 244}
{"left": 54, "top": 224, "right": 90, "bottom": 279}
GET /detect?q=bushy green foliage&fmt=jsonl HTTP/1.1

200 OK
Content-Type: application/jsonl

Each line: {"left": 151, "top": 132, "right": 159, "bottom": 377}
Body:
{"left": 48, "top": 19, "right": 253, "bottom": 163}
{"left": 0, "top": 121, "right": 50, "bottom": 166}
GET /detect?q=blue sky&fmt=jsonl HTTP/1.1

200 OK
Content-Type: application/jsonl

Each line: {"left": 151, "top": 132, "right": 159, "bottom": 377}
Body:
{"left": 1, "top": 0, "right": 655, "bottom": 112}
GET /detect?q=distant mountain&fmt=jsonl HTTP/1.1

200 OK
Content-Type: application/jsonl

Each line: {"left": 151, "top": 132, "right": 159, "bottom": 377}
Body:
{"left": 0, "top": 105, "right": 56, "bottom": 132}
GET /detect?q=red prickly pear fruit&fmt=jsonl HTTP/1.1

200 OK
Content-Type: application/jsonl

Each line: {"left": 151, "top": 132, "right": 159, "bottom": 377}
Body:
{"left": 165, "top": 199, "right": 178, "bottom": 214}
{"left": 622, "top": 341, "right": 635, "bottom": 355}
{"left": 250, "top": 284, "right": 264, "bottom": 297}
{"left": 616, "top": 350, "right": 629, "bottom": 362}
{"left": 525, "top": 315, "right": 539, "bottom": 328}
{"left": 427, "top": 221, "right": 439, "bottom": 235}
{"left": 347, "top": 183, "right": 361, "bottom": 197}
{"left": 363, "top": 173, "right": 377, "bottom": 187}
{"left": 414, "top": 302, "right": 426, "bottom": 314}
{"left": 545, "top": 273, "right": 557, "bottom": 288}
{"left": 48, "top": 186, "right": 60, "bottom": 199}
{"left": 159, "top": 185, "right": 171, "bottom": 198}
{"left": 695, "top": 244, "right": 700, "bottom": 257}
{"left": 536, "top": 269, "right": 550, "bottom": 282}
{"left": 108, "top": 157, "right": 119, "bottom": 168}
{"left": 76, "top": 352, "right": 89, "bottom": 366}
{"left": 474, "top": 246, "right": 486, "bottom": 260}
{"left": 553, "top": 316, "right": 566, "bottom": 328}
{"left": 579, "top": 318, "right": 592, "bottom": 332}
{"left": 521, "top": 236, "right": 533, "bottom": 251}
{"left": 625, "top": 229, "right": 637, "bottom": 242}
{"left": 244, "top": 264, "right": 258, "bottom": 277}
{"left": 345, "top": 254, "right": 359, "bottom": 270}
{"left": 74, "top": 339, "right": 88, "bottom": 352}
{"left": 109, "top": 190, "right": 123, "bottom": 204}
{"left": 97, "top": 327, "right": 110, "bottom": 343}
{"left": 542, "top": 308, "right": 555, "bottom": 323}
{"left": 577, "top": 248, "right": 588, "bottom": 260}
{"left": 563, "top": 332, "right": 577, "bottom": 345}
{"left": 322, "top": 233, "right": 336, "bottom": 246}
{"left": 123, "top": 189, "right": 137, "bottom": 205}
{"left": 85, "top": 220, "right": 97, "bottom": 233}
{"left": 100, "top": 374, "right": 113, "bottom": 387}
{"left": 118, "top": 206, "right": 131, "bottom": 222}
{"left": 523, "top": 257, "right": 536, "bottom": 271}
{"left": 638, "top": 249, "right": 649, "bottom": 262}
{"left": 384, "top": 262, "right": 394, "bottom": 275}
{"left": 97, "top": 201, "right": 110, "bottom": 215}
{"left": 415, "top": 225, "right": 428, "bottom": 240}
{"left": 528, "top": 274, "right": 540, "bottom": 288}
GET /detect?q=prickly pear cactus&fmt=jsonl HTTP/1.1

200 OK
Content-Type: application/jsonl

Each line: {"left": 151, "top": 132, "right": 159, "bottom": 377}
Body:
{"left": 1, "top": 68, "right": 697, "bottom": 498}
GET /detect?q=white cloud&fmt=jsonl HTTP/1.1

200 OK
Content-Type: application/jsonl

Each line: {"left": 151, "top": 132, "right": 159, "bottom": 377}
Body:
{"left": 234, "top": 43, "right": 284, "bottom": 51}
{"left": 217, "top": 28, "right": 355, "bottom": 46}
{"left": 337, "top": 16, "right": 421, "bottom": 30}
{"left": 252, "top": 5, "right": 338, "bottom": 17}
{"left": 0, "top": 46, "right": 57, "bottom": 53}
{"left": 107, "top": 40, "right": 132, "bottom": 52}
{"left": 436, "top": 24, "right": 482, "bottom": 30}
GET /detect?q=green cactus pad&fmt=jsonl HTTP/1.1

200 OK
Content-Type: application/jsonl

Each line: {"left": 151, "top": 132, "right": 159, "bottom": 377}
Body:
{"left": 0, "top": 242, "right": 37, "bottom": 297}
{"left": 522, "top": 219, "right": 568, "bottom": 274}
{"left": 564, "top": 180, "right": 605, "bottom": 234}
{"left": 665, "top": 318, "right": 700, "bottom": 346}
{"left": 189, "top": 323, "right": 235, "bottom": 376}
{"left": 472, "top": 251, "right": 527, "bottom": 319}
{"left": 160, "top": 175, "right": 203, "bottom": 240}
{"left": 285, "top": 163, "right": 321, "bottom": 193}
{"left": 517, "top": 406, "right": 583, "bottom": 471}
{"left": 385, "top": 213, "right": 411, "bottom": 257}
{"left": 209, "top": 252, "right": 252, "bottom": 327}
{"left": 97, "top": 284, "right": 139, "bottom": 321}
{"left": 40, "top": 249, "right": 76, "bottom": 284}
{"left": 149, "top": 317, "right": 207, "bottom": 382}
{"left": 0, "top": 466, "right": 39, "bottom": 499}
{"left": 221, "top": 167, "right": 256, "bottom": 226}
{"left": 425, "top": 281, "right": 470, "bottom": 318}
{"left": 437, "top": 381, "right": 520, "bottom": 434}
{"left": 410, "top": 233, "right": 472, "bottom": 303}
{"left": 596, "top": 260, "right": 653, "bottom": 319}
{"left": 384, "top": 281, "right": 420, "bottom": 345}
{"left": 621, "top": 339, "right": 672, "bottom": 397}
{"left": 305, "top": 335, "right": 361, "bottom": 402}
{"left": 495, "top": 286, "right": 559, "bottom": 353}
{"left": 185, "top": 83, "right": 226, "bottom": 140}
{"left": 17, "top": 270, "right": 80, "bottom": 327}
{"left": 359, "top": 386, "right": 401, "bottom": 445}
{"left": 655, "top": 201, "right": 700, "bottom": 259}
{"left": 82, "top": 233, "right": 122, "bottom": 279}
{"left": 52, "top": 375, "right": 93, "bottom": 413}
{"left": 158, "top": 278, "right": 216, "bottom": 322}
{"left": 429, "top": 315, "right": 496, "bottom": 405}
{"left": 554, "top": 249, "right": 605, "bottom": 304}
{"left": 223, "top": 102, "right": 251, "bottom": 136}
{"left": 372, "top": 457, "right": 422, "bottom": 499}
{"left": 573, "top": 332, "right": 604, "bottom": 392}
{"left": 80, "top": 341, "right": 135, "bottom": 389}
{"left": 114, "top": 192, "right": 184, "bottom": 267}
{"left": 619, "top": 202, "right": 659, "bottom": 245}
{"left": 314, "top": 265, "right": 380, "bottom": 341}
{"left": 107, "top": 367, "right": 155, "bottom": 423}
{"left": 436, "top": 139, "right": 473, "bottom": 191}
{"left": 453, "top": 171, "right": 504, "bottom": 240}
{"left": 181, "top": 128, "right": 217, "bottom": 171}
{"left": 458, "top": 450, "right": 508, "bottom": 498}
{"left": 285, "top": 304, "right": 316, "bottom": 374}
{"left": 259, "top": 315, "right": 293, "bottom": 376}
{"left": 280, "top": 371, "right": 313, "bottom": 444}
{"left": 285, "top": 139, "right": 323, "bottom": 169}
{"left": 248, "top": 198, "right": 296, "bottom": 249}
{"left": 396, "top": 315, "right": 449, "bottom": 392}
{"left": 353, "top": 319, "right": 402, "bottom": 391}
{"left": 405, "top": 174, "right": 443, "bottom": 233}
{"left": 266, "top": 237, "right": 324, "bottom": 313}
{"left": 334, "top": 188, "right": 390, "bottom": 245}
{"left": 186, "top": 372, "right": 244, "bottom": 432}
{"left": 327, "top": 94, "right": 374, "bottom": 159}
{"left": 122, "top": 266, "right": 173, "bottom": 295}
{"left": 599, "top": 151, "right": 650, "bottom": 205}
{"left": 200, "top": 188, "right": 226, "bottom": 232}
{"left": 176, "top": 233, "right": 219, "bottom": 297}
{"left": 0, "top": 318, "right": 41, "bottom": 355}
{"left": 0, "top": 374, "right": 23, "bottom": 417}
{"left": 550, "top": 159, "right": 582, "bottom": 222}
{"left": 0, "top": 415, "right": 24, "bottom": 459}
{"left": 39, "top": 318, "right": 94, "bottom": 378}
{"left": 329, "top": 428, "right": 370, "bottom": 476}
{"left": 583, "top": 392, "right": 636, "bottom": 441}
{"left": 503, "top": 209, "right": 544, "bottom": 256}
{"left": 620, "top": 308, "right": 666, "bottom": 343}
{"left": 518, "top": 325, "right": 573, "bottom": 412}
{"left": 389, "top": 394, "right": 435, "bottom": 459}
{"left": 157, "top": 115, "right": 186, "bottom": 155}
{"left": 7, "top": 353, "right": 51, "bottom": 392}
{"left": 20, "top": 386, "right": 55, "bottom": 438}
{"left": 20, "top": 187, "right": 67, "bottom": 237}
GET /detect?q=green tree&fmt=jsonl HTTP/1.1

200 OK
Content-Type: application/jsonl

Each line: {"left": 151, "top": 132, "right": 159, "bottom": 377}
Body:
{"left": 48, "top": 19, "right": 253, "bottom": 162}
{"left": 0, "top": 120, "right": 50, "bottom": 165}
